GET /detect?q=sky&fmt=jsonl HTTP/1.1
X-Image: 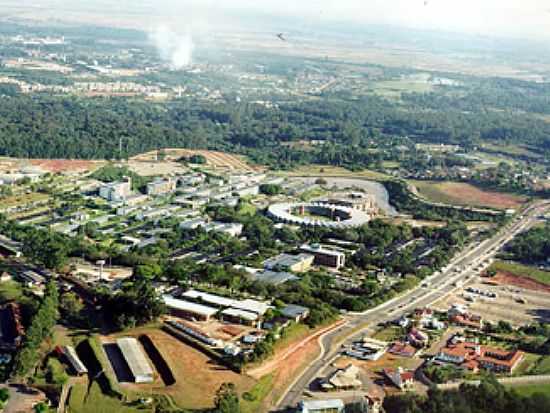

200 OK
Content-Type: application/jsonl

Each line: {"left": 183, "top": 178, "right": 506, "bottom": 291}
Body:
{"left": 150, "top": 0, "right": 550, "bottom": 40}
{"left": 7, "top": 0, "right": 550, "bottom": 41}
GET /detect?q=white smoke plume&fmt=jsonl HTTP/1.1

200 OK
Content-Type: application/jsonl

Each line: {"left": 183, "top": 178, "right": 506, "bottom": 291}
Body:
{"left": 150, "top": 25, "right": 194, "bottom": 69}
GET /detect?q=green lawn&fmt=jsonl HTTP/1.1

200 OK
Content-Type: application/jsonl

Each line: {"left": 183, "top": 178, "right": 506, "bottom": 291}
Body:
{"left": 241, "top": 374, "right": 274, "bottom": 413}
{"left": 273, "top": 323, "right": 312, "bottom": 353}
{"left": 372, "top": 326, "right": 405, "bottom": 342}
{"left": 514, "top": 353, "right": 542, "bottom": 376}
{"left": 0, "top": 280, "right": 23, "bottom": 303}
{"left": 490, "top": 261, "right": 550, "bottom": 286}
{"left": 67, "top": 382, "right": 144, "bottom": 413}
{"left": 532, "top": 355, "right": 550, "bottom": 375}
{"left": 507, "top": 383, "right": 550, "bottom": 397}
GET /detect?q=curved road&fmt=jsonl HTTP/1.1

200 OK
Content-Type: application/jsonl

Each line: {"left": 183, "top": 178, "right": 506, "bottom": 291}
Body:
{"left": 277, "top": 200, "right": 550, "bottom": 411}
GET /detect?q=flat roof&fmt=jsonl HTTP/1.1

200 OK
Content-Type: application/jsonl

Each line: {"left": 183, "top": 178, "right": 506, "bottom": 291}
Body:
{"left": 233, "top": 299, "right": 270, "bottom": 316}
{"left": 281, "top": 304, "right": 310, "bottom": 318}
{"left": 116, "top": 337, "right": 153, "bottom": 381}
{"left": 301, "top": 399, "right": 344, "bottom": 409}
{"left": 163, "top": 295, "right": 218, "bottom": 317}
{"left": 221, "top": 308, "right": 259, "bottom": 321}
{"left": 300, "top": 244, "right": 345, "bottom": 257}
{"left": 264, "top": 253, "right": 314, "bottom": 268}
{"left": 182, "top": 289, "right": 236, "bottom": 308}
{"left": 249, "top": 270, "right": 298, "bottom": 285}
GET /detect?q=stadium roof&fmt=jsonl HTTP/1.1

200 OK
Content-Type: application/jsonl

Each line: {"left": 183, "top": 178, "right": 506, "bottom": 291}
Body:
{"left": 267, "top": 202, "right": 370, "bottom": 228}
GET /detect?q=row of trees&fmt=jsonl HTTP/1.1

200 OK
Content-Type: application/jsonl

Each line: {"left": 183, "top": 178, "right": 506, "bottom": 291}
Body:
{"left": 12, "top": 281, "right": 59, "bottom": 377}
{"left": 383, "top": 376, "right": 550, "bottom": 413}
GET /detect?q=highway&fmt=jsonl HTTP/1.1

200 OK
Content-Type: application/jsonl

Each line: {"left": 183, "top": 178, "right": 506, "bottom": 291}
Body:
{"left": 277, "top": 200, "right": 550, "bottom": 411}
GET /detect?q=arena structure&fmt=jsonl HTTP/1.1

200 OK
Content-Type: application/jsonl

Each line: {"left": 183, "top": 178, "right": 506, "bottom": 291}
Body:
{"left": 267, "top": 202, "right": 371, "bottom": 229}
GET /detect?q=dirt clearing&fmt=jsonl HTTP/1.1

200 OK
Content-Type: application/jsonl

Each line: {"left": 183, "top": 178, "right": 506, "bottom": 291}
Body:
{"left": 130, "top": 149, "right": 257, "bottom": 171}
{"left": 411, "top": 181, "right": 527, "bottom": 210}
{"left": 107, "top": 327, "right": 255, "bottom": 409}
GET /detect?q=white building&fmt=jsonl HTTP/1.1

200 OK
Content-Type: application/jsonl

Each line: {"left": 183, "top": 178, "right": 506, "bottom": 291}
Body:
{"left": 116, "top": 337, "right": 154, "bottom": 383}
{"left": 99, "top": 178, "right": 132, "bottom": 202}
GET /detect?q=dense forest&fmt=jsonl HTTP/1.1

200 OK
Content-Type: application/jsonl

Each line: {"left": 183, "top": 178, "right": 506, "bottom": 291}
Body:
{"left": 502, "top": 224, "right": 550, "bottom": 264}
{"left": 0, "top": 92, "right": 548, "bottom": 168}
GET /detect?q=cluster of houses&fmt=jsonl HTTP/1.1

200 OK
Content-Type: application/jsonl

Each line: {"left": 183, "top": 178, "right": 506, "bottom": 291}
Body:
{"left": 448, "top": 304, "right": 483, "bottom": 330}
{"left": 434, "top": 334, "right": 524, "bottom": 374}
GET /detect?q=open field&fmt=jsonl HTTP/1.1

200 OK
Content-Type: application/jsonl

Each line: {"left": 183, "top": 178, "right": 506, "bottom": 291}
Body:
{"left": 367, "top": 77, "right": 434, "bottom": 99}
{"left": 105, "top": 327, "right": 255, "bottom": 410}
{"left": 480, "top": 143, "right": 542, "bottom": 159}
{"left": 282, "top": 165, "right": 390, "bottom": 181}
{"left": 67, "top": 382, "right": 140, "bottom": 413}
{"left": 0, "top": 192, "right": 49, "bottom": 209}
{"left": 507, "top": 382, "right": 550, "bottom": 397}
{"left": 490, "top": 261, "right": 550, "bottom": 290}
{"left": 130, "top": 149, "right": 257, "bottom": 171}
{"left": 126, "top": 160, "right": 187, "bottom": 177}
{"left": 410, "top": 181, "right": 527, "bottom": 210}
{"left": 0, "top": 157, "right": 102, "bottom": 174}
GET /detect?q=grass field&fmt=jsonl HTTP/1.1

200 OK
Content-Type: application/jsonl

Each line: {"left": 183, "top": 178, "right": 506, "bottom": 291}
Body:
{"left": 507, "top": 382, "right": 550, "bottom": 397}
{"left": 283, "top": 164, "right": 390, "bottom": 181}
{"left": 67, "top": 382, "right": 141, "bottom": 413}
{"left": 481, "top": 143, "right": 541, "bottom": 159}
{"left": 0, "top": 192, "right": 49, "bottom": 209}
{"left": 368, "top": 77, "right": 434, "bottom": 99}
{"left": 273, "top": 323, "right": 312, "bottom": 353}
{"left": 0, "top": 280, "right": 24, "bottom": 303}
{"left": 372, "top": 326, "right": 405, "bottom": 342}
{"left": 490, "top": 261, "right": 550, "bottom": 287}
{"left": 241, "top": 374, "right": 274, "bottom": 413}
{"left": 410, "top": 180, "right": 527, "bottom": 210}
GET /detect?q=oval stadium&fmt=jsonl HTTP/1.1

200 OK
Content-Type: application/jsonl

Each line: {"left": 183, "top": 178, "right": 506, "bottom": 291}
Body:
{"left": 267, "top": 202, "right": 371, "bottom": 229}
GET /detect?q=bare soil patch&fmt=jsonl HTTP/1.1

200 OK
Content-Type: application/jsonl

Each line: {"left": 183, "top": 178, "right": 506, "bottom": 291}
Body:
{"left": 130, "top": 149, "right": 257, "bottom": 171}
{"left": 109, "top": 327, "right": 255, "bottom": 409}
{"left": 492, "top": 272, "right": 550, "bottom": 294}
{"left": 412, "top": 181, "right": 527, "bottom": 210}
{"left": 29, "top": 159, "right": 100, "bottom": 173}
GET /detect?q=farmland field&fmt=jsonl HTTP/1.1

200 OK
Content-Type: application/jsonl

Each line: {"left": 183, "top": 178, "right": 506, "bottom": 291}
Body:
{"left": 410, "top": 181, "right": 527, "bottom": 210}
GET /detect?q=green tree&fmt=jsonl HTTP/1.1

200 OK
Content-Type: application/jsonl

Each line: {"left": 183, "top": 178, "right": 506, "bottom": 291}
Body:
{"left": 213, "top": 383, "right": 240, "bottom": 413}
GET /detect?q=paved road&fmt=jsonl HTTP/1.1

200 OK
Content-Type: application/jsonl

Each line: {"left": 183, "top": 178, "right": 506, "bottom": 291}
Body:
{"left": 277, "top": 200, "right": 550, "bottom": 411}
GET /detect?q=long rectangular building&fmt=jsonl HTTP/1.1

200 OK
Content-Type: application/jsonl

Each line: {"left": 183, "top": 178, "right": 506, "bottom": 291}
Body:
{"left": 163, "top": 295, "right": 218, "bottom": 322}
{"left": 116, "top": 337, "right": 154, "bottom": 383}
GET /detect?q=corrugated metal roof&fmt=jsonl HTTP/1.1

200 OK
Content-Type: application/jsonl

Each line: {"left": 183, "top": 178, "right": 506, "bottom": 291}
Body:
{"left": 116, "top": 337, "right": 153, "bottom": 382}
{"left": 163, "top": 295, "right": 218, "bottom": 317}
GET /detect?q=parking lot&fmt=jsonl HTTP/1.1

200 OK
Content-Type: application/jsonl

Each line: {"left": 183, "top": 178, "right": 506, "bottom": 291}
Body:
{"left": 433, "top": 277, "right": 550, "bottom": 326}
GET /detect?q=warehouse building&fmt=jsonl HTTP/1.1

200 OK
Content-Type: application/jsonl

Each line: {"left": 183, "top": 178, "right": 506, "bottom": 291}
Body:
{"left": 220, "top": 308, "right": 259, "bottom": 326}
{"left": 163, "top": 295, "right": 218, "bottom": 322}
{"left": 116, "top": 337, "right": 154, "bottom": 383}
